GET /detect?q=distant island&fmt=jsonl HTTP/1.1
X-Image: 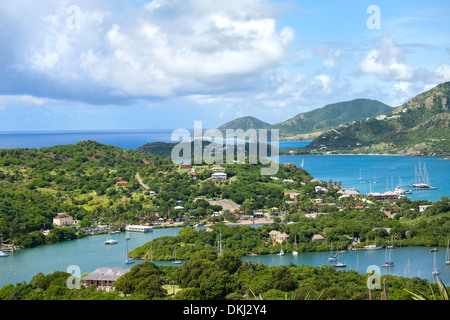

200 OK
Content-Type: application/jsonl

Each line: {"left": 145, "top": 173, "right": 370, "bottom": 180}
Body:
{"left": 217, "top": 98, "right": 394, "bottom": 141}
{"left": 214, "top": 82, "right": 450, "bottom": 157}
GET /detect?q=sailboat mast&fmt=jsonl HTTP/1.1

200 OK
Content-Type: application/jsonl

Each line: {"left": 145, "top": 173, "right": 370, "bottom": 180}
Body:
{"left": 418, "top": 161, "right": 423, "bottom": 184}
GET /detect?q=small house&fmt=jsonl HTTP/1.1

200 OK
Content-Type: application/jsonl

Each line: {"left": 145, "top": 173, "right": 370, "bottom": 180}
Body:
{"left": 283, "top": 163, "right": 296, "bottom": 168}
{"left": 81, "top": 266, "right": 130, "bottom": 292}
{"left": 211, "top": 172, "right": 227, "bottom": 180}
{"left": 179, "top": 163, "right": 191, "bottom": 169}
{"left": 53, "top": 213, "right": 73, "bottom": 227}
{"left": 269, "top": 230, "right": 289, "bottom": 243}
{"left": 311, "top": 234, "right": 325, "bottom": 243}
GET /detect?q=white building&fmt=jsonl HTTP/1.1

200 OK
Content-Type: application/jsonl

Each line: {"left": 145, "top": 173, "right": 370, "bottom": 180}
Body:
{"left": 419, "top": 205, "right": 432, "bottom": 213}
{"left": 53, "top": 213, "right": 73, "bottom": 227}
{"left": 211, "top": 172, "right": 227, "bottom": 180}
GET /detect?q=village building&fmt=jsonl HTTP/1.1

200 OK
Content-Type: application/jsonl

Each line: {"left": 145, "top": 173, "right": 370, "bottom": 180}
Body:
{"left": 53, "top": 213, "right": 73, "bottom": 227}
{"left": 211, "top": 172, "right": 227, "bottom": 180}
{"left": 116, "top": 181, "right": 128, "bottom": 186}
{"left": 179, "top": 163, "right": 191, "bottom": 169}
{"left": 212, "top": 167, "right": 225, "bottom": 172}
{"left": 269, "top": 230, "right": 289, "bottom": 243}
{"left": 368, "top": 191, "right": 400, "bottom": 201}
{"left": 283, "top": 163, "right": 296, "bottom": 168}
{"left": 419, "top": 205, "right": 432, "bottom": 213}
{"left": 315, "top": 186, "right": 328, "bottom": 193}
{"left": 311, "top": 234, "right": 326, "bottom": 243}
{"left": 81, "top": 266, "right": 130, "bottom": 292}
{"left": 284, "top": 192, "right": 300, "bottom": 199}
{"left": 337, "top": 189, "right": 360, "bottom": 198}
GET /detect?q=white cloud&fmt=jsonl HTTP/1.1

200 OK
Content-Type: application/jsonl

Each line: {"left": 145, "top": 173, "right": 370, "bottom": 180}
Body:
{"left": 434, "top": 62, "right": 450, "bottom": 82}
{"left": 358, "top": 33, "right": 414, "bottom": 81}
{"left": 8, "top": 0, "right": 295, "bottom": 100}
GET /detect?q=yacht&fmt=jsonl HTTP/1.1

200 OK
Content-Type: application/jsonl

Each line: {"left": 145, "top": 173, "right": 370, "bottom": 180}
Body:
{"left": 124, "top": 241, "right": 134, "bottom": 264}
{"left": 0, "top": 250, "right": 9, "bottom": 257}
{"left": 277, "top": 243, "right": 285, "bottom": 256}
{"left": 292, "top": 236, "right": 298, "bottom": 256}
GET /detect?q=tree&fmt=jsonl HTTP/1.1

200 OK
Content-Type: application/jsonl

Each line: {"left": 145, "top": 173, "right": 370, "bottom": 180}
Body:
{"left": 268, "top": 266, "right": 297, "bottom": 292}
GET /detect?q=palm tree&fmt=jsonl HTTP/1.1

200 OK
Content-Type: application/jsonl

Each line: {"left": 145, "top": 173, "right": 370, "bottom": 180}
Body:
{"left": 404, "top": 276, "right": 448, "bottom": 300}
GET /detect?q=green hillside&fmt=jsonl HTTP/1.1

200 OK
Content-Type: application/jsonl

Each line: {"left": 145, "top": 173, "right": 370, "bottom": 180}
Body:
{"left": 268, "top": 99, "right": 393, "bottom": 139}
{"left": 217, "top": 116, "right": 271, "bottom": 132}
{"left": 215, "top": 99, "right": 393, "bottom": 140}
{"left": 305, "top": 82, "right": 450, "bottom": 156}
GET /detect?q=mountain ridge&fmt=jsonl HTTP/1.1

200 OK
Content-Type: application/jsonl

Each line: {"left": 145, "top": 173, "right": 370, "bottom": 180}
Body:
{"left": 304, "top": 82, "right": 450, "bottom": 156}
{"left": 216, "top": 99, "right": 393, "bottom": 140}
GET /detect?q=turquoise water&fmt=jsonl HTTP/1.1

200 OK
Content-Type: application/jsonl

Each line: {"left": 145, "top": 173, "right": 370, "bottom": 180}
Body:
{"left": 275, "top": 155, "right": 450, "bottom": 202}
{"left": 242, "top": 246, "right": 450, "bottom": 284}
{"left": 0, "top": 227, "right": 186, "bottom": 288}
{"left": 1, "top": 226, "right": 448, "bottom": 288}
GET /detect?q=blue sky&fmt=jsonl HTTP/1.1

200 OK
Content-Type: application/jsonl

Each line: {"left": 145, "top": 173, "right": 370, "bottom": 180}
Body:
{"left": 1, "top": 0, "right": 449, "bottom": 131}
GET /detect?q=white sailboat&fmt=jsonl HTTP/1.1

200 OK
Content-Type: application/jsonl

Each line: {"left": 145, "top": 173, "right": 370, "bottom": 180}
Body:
{"left": 381, "top": 245, "right": 394, "bottom": 267}
{"left": 300, "top": 158, "right": 304, "bottom": 168}
{"left": 104, "top": 225, "right": 118, "bottom": 245}
{"left": 328, "top": 241, "right": 337, "bottom": 262}
{"left": 277, "top": 242, "right": 285, "bottom": 256}
{"left": 172, "top": 246, "right": 182, "bottom": 264}
{"left": 333, "top": 250, "right": 346, "bottom": 268}
{"left": 0, "top": 236, "right": 9, "bottom": 257}
{"left": 432, "top": 249, "right": 439, "bottom": 276}
{"left": 407, "top": 162, "right": 437, "bottom": 190}
{"left": 292, "top": 236, "right": 298, "bottom": 256}
{"left": 124, "top": 241, "right": 134, "bottom": 264}
{"left": 446, "top": 238, "right": 450, "bottom": 265}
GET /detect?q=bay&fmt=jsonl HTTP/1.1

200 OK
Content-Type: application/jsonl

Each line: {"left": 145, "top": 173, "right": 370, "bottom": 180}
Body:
{"left": 276, "top": 155, "right": 450, "bottom": 202}
{"left": 242, "top": 247, "right": 450, "bottom": 285}
{"left": 0, "top": 227, "right": 187, "bottom": 289}
{"left": 1, "top": 225, "right": 449, "bottom": 289}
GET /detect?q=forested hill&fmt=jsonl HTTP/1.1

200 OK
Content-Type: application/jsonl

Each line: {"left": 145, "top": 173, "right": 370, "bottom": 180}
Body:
{"left": 268, "top": 99, "right": 393, "bottom": 139}
{"left": 217, "top": 116, "right": 271, "bottom": 132}
{"left": 215, "top": 99, "right": 392, "bottom": 140}
{"left": 0, "top": 140, "right": 311, "bottom": 248}
{"left": 305, "top": 82, "right": 450, "bottom": 156}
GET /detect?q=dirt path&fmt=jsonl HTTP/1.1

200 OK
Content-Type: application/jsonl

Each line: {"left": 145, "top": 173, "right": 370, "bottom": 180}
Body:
{"left": 135, "top": 173, "right": 150, "bottom": 189}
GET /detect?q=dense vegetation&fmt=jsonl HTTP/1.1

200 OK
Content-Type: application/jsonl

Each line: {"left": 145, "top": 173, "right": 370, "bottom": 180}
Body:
{"left": 130, "top": 197, "right": 450, "bottom": 261}
{"left": 304, "top": 82, "right": 450, "bottom": 156}
{"left": 218, "top": 116, "right": 271, "bottom": 133}
{"left": 268, "top": 99, "right": 393, "bottom": 139}
{"left": 0, "top": 140, "right": 310, "bottom": 248}
{"left": 0, "top": 140, "right": 449, "bottom": 302}
{"left": 215, "top": 99, "right": 393, "bottom": 140}
{"left": 1, "top": 250, "right": 446, "bottom": 301}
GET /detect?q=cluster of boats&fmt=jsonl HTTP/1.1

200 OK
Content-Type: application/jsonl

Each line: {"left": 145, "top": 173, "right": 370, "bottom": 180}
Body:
{"left": 325, "top": 239, "right": 450, "bottom": 276}
{"left": 103, "top": 225, "right": 154, "bottom": 265}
